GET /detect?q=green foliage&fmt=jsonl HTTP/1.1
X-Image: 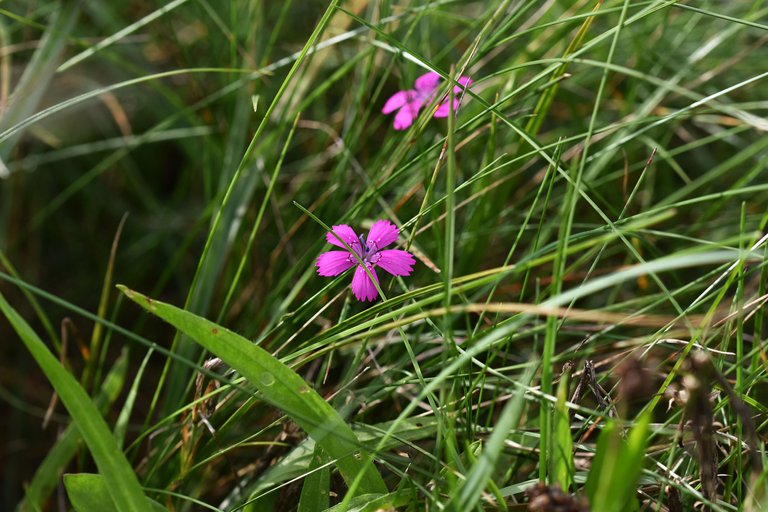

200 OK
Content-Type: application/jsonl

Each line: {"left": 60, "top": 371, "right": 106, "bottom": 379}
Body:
{"left": 585, "top": 412, "right": 651, "bottom": 511}
{"left": 18, "top": 350, "right": 129, "bottom": 512}
{"left": 0, "top": 294, "right": 148, "bottom": 512}
{"left": 1, "top": 0, "right": 767, "bottom": 510}
{"left": 63, "top": 474, "right": 165, "bottom": 512}
{"left": 297, "top": 448, "right": 331, "bottom": 512}
{"left": 551, "top": 371, "right": 574, "bottom": 492}
{"left": 119, "top": 285, "right": 387, "bottom": 496}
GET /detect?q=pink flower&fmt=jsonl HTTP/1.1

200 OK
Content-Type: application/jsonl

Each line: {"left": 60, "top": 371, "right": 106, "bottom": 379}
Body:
{"left": 381, "top": 71, "right": 473, "bottom": 130}
{"left": 316, "top": 220, "right": 416, "bottom": 302}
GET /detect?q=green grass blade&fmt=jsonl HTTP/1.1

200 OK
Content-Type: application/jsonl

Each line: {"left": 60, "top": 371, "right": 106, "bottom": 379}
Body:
{"left": 540, "top": 159, "right": 576, "bottom": 481}
{"left": 0, "top": 1, "right": 79, "bottom": 165}
{"left": 18, "top": 349, "right": 129, "bottom": 512}
{"left": 118, "top": 285, "right": 387, "bottom": 497}
{"left": 63, "top": 474, "right": 165, "bottom": 512}
{"left": 57, "top": 0, "right": 190, "bottom": 72}
{"left": 235, "top": 418, "right": 438, "bottom": 506}
{"left": 322, "top": 492, "right": 412, "bottom": 512}
{"left": 83, "top": 214, "right": 127, "bottom": 391}
{"left": 162, "top": 0, "right": 344, "bottom": 414}
{"left": 0, "top": 293, "right": 147, "bottom": 512}
{"left": 551, "top": 370, "right": 574, "bottom": 491}
{"left": 297, "top": 448, "right": 330, "bottom": 512}
{"left": 452, "top": 362, "right": 536, "bottom": 510}
{"left": 114, "top": 346, "right": 152, "bottom": 448}
{"left": 586, "top": 411, "right": 651, "bottom": 511}
{"left": 524, "top": 1, "right": 601, "bottom": 137}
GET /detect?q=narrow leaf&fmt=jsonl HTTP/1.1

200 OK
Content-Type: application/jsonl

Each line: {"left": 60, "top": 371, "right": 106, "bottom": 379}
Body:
{"left": 297, "top": 448, "right": 330, "bottom": 512}
{"left": 18, "top": 349, "right": 128, "bottom": 512}
{"left": 452, "top": 363, "right": 536, "bottom": 510}
{"left": 551, "top": 372, "right": 574, "bottom": 490}
{"left": 118, "top": 285, "right": 387, "bottom": 496}
{"left": 0, "top": 1, "right": 80, "bottom": 165}
{"left": 586, "top": 412, "right": 650, "bottom": 511}
{"left": 0, "top": 292, "right": 147, "bottom": 512}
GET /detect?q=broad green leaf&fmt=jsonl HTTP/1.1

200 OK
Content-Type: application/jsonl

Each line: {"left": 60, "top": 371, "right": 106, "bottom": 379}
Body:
{"left": 0, "top": 292, "right": 147, "bottom": 512}
{"left": 18, "top": 349, "right": 128, "bottom": 512}
{"left": 64, "top": 474, "right": 165, "bottom": 512}
{"left": 118, "top": 285, "right": 387, "bottom": 496}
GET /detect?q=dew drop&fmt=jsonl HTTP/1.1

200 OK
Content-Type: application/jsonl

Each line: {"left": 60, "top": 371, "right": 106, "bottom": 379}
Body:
{"left": 259, "top": 373, "right": 276, "bottom": 387}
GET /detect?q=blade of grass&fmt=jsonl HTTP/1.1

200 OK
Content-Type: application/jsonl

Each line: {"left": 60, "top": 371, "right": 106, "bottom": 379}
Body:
{"left": 235, "top": 418, "right": 438, "bottom": 507}
{"left": 523, "top": 0, "right": 601, "bottom": 137}
{"left": 451, "top": 362, "right": 536, "bottom": 510}
{"left": 0, "top": 293, "right": 148, "bottom": 512}
{"left": 57, "top": 0, "right": 190, "bottom": 72}
{"left": 218, "top": 112, "right": 301, "bottom": 320}
{"left": 551, "top": 369, "right": 574, "bottom": 491}
{"left": 118, "top": 285, "right": 387, "bottom": 497}
{"left": 0, "top": 251, "right": 60, "bottom": 351}
{"left": 17, "top": 349, "right": 129, "bottom": 512}
{"left": 82, "top": 213, "right": 127, "bottom": 391}
{"left": 160, "top": 0, "right": 345, "bottom": 416}
{"left": 586, "top": 411, "right": 651, "bottom": 512}
{"left": 0, "top": 1, "right": 79, "bottom": 168}
{"left": 540, "top": 160, "right": 577, "bottom": 482}
{"left": 297, "top": 448, "right": 330, "bottom": 512}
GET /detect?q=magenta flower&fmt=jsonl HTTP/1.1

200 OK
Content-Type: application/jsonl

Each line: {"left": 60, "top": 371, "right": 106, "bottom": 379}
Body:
{"left": 316, "top": 220, "right": 416, "bottom": 302}
{"left": 381, "top": 71, "right": 473, "bottom": 130}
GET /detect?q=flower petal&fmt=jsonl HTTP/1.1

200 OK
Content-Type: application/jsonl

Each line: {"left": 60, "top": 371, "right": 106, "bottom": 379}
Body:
{"left": 433, "top": 77, "right": 472, "bottom": 118}
{"left": 375, "top": 249, "right": 415, "bottom": 276}
{"left": 393, "top": 102, "right": 421, "bottom": 130}
{"left": 316, "top": 251, "right": 355, "bottom": 276}
{"left": 433, "top": 98, "right": 459, "bottom": 118}
{"left": 414, "top": 71, "right": 441, "bottom": 93}
{"left": 366, "top": 220, "right": 400, "bottom": 251}
{"left": 382, "top": 90, "right": 413, "bottom": 114}
{"left": 326, "top": 224, "right": 361, "bottom": 253}
{"left": 351, "top": 264, "right": 379, "bottom": 302}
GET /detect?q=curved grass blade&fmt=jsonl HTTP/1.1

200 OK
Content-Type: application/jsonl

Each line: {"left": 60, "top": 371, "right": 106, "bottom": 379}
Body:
{"left": 0, "top": 1, "right": 80, "bottom": 170}
{"left": 0, "top": 293, "right": 147, "bottom": 512}
{"left": 18, "top": 349, "right": 128, "bottom": 512}
{"left": 118, "top": 285, "right": 387, "bottom": 497}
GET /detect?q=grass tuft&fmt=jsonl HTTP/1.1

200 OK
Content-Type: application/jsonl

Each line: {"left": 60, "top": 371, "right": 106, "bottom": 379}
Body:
{"left": 2, "top": 1, "right": 767, "bottom": 510}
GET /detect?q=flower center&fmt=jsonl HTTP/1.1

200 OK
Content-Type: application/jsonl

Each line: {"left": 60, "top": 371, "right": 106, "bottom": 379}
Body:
{"left": 354, "top": 234, "right": 380, "bottom": 264}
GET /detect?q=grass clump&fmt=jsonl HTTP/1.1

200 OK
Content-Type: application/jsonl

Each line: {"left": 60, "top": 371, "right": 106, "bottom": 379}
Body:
{"left": 1, "top": 1, "right": 768, "bottom": 510}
